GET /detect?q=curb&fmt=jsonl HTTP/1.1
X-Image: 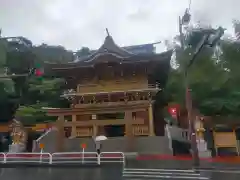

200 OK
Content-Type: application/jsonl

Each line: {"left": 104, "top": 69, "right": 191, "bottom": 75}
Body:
{"left": 135, "top": 154, "right": 240, "bottom": 164}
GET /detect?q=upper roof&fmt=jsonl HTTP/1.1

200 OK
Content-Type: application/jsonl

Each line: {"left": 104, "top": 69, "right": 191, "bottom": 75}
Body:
{"left": 44, "top": 34, "right": 172, "bottom": 70}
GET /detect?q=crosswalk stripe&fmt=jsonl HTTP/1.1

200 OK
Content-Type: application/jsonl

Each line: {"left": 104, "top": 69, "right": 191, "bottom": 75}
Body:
{"left": 123, "top": 171, "right": 201, "bottom": 176}
{"left": 124, "top": 168, "right": 240, "bottom": 174}
{"left": 123, "top": 168, "right": 209, "bottom": 180}
{"left": 124, "top": 168, "right": 195, "bottom": 172}
{"left": 123, "top": 174, "right": 209, "bottom": 179}
{"left": 194, "top": 169, "right": 240, "bottom": 174}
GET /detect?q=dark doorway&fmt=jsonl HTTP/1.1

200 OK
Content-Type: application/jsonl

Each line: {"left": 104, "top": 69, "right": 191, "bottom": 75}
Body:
{"left": 98, "top": 112, "right": 125, "bottom": 137}
{"left": 105, "top": 125, "right": 125, "bottom": 137}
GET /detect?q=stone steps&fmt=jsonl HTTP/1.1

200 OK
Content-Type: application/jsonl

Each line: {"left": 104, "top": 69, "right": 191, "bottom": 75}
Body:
{"left": 35, "top": 131, "right": 173, "bottom": 155}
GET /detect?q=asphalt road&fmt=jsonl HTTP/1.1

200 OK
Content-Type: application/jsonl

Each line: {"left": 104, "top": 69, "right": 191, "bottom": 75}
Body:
{"left": 1, "top": 159, "right": 240, "bottom": 180}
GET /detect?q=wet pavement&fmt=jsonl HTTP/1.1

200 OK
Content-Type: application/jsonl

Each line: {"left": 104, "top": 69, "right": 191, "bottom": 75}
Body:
{"left": 0, "top": 159, "right": 240, "bottom": 180}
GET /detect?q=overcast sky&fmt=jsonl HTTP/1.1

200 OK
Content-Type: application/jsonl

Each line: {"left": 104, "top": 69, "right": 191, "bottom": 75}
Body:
{"left": 0, "top": 0, "right": 239, "bottom": 52}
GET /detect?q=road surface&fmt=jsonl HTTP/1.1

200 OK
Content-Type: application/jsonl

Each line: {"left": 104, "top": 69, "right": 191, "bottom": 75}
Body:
{"left": 1, "top": 159, "right": 240, "bottom": 180}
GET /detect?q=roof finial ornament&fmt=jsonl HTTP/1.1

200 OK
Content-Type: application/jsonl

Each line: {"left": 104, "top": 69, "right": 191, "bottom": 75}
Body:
{"left": 106, "top": 28, "right": 110, "bottom": 36}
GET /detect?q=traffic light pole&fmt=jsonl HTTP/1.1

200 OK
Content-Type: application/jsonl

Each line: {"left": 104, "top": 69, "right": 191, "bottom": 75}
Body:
{"left": 178, "top": 7, "right": 224, "bottom": 166}
{"left": 184, "top": 34, "right": 210, "bottom": 167}
{"left": 185, "top": 72, "right": 199, "bottom": 167}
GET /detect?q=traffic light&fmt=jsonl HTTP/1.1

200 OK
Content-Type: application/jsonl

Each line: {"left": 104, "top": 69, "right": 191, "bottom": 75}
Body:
{"left": 168, "top": 104, "right": 180, "bottom": 119}
{"left": 35, "top": 68, "right": 43, "bottom": 77}
{"left": 34, "top": 63, "right": 44, "bottom": 80}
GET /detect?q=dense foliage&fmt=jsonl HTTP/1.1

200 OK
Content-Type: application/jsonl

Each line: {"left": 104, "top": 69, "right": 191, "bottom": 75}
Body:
{"left": 0, "top": 38, "right": 74, "bottom": 124}
{"left": 165, "top": 23, "right": 240, "bottom": 117}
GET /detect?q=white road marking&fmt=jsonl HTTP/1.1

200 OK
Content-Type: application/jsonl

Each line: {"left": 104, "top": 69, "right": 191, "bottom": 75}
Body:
{"left": 125, "top": 168, "right": 240, "bottom": 174}
{"left": 0, "top": 169, "right": 4, "bottom": 176}
{"left": 123, "top": 168, "right": 209, "bottom": 179}
{"left": 195, "top": 169, "right": 240, "bottom": 174}
{"left": 123, "top": 171, "right": 201, "bottom": 176}
{"left": 124, "top": 168, "right": 195, "bottom": 172}
{"left": 123, "top": 174, "right": 209, "bottom": 179}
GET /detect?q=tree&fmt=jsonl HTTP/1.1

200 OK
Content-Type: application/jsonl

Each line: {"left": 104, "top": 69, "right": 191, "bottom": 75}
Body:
{"left": 166, "top": 22, "right": 240, "bottom": 117}
{"left": 0, "top": 35, "right": 74, "bottom": 124}
{"left": 75, "top": 47, "right": 91, "bottom": 59}
{"left": 33, "top": 44, "right": 74, "bottom": 63}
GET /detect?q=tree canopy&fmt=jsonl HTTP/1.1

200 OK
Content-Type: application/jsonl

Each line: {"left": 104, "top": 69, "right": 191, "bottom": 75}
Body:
{"left": 165, "top": 23, "right": 240, "bottom": 117}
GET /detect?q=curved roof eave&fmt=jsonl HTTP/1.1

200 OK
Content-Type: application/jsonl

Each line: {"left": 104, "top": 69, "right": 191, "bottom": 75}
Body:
{"left": 44, "top": 49, "right": 173, "bottom": 71}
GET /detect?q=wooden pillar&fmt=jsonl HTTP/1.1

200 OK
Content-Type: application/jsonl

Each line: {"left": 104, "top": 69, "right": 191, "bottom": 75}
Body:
{"left": 93, "top": 125, "right": 98, "bottom": 137}
{"left": 125, "top": 111, "right": 133, "bottom": 136}
{"left": 148, "top": 103, "right": 155, "bottom": 136}
{"left": 56, "top": 115, "right": 65, "bottom": 152}
{"left": 71, "top": 115, "right": 77, "bottom": 137}
{"left": 125, "top": 111, "right": 134, "bottom": 151}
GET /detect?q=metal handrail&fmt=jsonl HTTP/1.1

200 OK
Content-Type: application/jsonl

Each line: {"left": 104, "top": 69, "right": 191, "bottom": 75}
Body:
{"left": 0, "top": 151, "right": 125, "bottom": 165}
{"left": 33, "top": 128, "right": 54, "bottom": 152}
{"left": 52, "top": 152, "right": 98, "bottom": 164}
{"left": 5, "top": 152, "right": 52, "bottom": 164}
{"left": 36, "top": 128, "right": 54, "bottom": 142}
{"left": 0, "top": 153, "right": 6, "bottom": 163}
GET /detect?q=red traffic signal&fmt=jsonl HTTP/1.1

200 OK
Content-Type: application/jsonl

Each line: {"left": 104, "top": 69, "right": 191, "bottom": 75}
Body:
{"left": 168, "top": 104, "right": 180, "bottom": 119}
{"left": 169, "top": 107, "right": 177, "bottom": 116}
{"left": 35, "top": 69, "right": 43, "bottom": 77}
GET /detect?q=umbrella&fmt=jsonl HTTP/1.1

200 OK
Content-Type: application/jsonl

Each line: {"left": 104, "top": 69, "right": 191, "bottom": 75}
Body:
{"left": 95, "top": 135, "right": 107, "bottom": 141}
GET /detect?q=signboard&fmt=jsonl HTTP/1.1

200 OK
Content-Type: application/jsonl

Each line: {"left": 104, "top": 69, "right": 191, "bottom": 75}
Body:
{"left": 214, "top": 132, "right": 237, "bottom": 148}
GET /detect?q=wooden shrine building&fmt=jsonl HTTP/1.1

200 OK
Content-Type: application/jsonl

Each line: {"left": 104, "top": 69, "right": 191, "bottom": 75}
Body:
{"left": 44, "top": 33, "right": 172, "bottom": 151}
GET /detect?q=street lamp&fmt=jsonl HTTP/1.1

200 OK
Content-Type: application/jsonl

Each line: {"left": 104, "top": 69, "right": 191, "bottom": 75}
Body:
{"left": 178, "top": 10, "right": 225, "bottom": 167}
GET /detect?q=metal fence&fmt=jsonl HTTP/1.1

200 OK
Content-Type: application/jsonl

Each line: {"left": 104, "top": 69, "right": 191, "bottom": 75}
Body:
{"left": 0, "top": 152, "right": 125, "bottom": 166}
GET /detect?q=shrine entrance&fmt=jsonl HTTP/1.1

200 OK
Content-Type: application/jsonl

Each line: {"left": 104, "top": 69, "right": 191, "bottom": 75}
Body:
{"left": 45, "top": 101, "right": 155, "bottom": 151}
{"left": 105, "top": 125, "right": 125, "bottom": 137}
{"left": 99, "top": 112, "right": 125, "bottom": 137}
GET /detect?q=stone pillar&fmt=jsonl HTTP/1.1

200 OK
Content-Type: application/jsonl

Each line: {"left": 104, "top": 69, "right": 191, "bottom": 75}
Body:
{"left": 71, "top": 115, "right": 77, "bottom": 137}
{"left": 148, "top": 103, "right": 155, "bottom": 136}
{"left": 56, "top": 115, "right": 65, "bottom": 152}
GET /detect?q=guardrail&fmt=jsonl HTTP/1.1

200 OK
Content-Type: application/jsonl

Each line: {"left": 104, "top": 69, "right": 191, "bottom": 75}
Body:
{"left": 52, "top": 152, "right": 98, "bottom": 164}
{"left": 5, "top": 152, "right": 52, "bottom": 164}
{"left": 0, "top": 152, "right": 125, "bottom": 166}
{"left": 0, "top": 152, "right": 6, "bottom": 163}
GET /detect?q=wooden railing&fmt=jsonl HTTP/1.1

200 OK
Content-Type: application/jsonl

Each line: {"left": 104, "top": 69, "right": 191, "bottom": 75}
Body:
{"left": 75, "top": 125, "right": 149, "bottom": 137}
{"left": 133, "top": 125, "right": 149, "bottom": 136}
{"left": 76, "top": 127, "right": 93, "bottom": 137}
{"left": 76, "top": 79, "right": 152, "bottom": 94}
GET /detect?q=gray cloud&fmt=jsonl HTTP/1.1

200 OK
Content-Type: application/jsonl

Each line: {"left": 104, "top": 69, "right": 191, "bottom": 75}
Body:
{"left": 0, "top": 0, "right": 239, "bottom": 51}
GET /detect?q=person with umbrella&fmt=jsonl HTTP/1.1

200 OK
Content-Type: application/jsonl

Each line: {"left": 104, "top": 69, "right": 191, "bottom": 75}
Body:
{"left": 94, "top": 135, "right": 107, "bottom": 155}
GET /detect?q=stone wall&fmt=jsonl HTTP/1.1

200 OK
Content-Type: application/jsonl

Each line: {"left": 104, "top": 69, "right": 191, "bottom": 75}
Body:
{"left": 37, "top": 134, "right": 173, "bottom": 155}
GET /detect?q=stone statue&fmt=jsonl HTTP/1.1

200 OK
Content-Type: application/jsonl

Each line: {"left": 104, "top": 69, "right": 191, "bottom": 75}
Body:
{"left": 8, "top": 119, "right": 27, "bottom": 152}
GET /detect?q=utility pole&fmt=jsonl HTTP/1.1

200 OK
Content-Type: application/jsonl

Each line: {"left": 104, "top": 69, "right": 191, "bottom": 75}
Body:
{"left": 184, "top": 35, "right": 209, "bottom": 167}
{"left": 178, "top": 10, "right": 225, "bottom": 166}
{"left": 178, "top": 8, "right": 200, "bottom": 167}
